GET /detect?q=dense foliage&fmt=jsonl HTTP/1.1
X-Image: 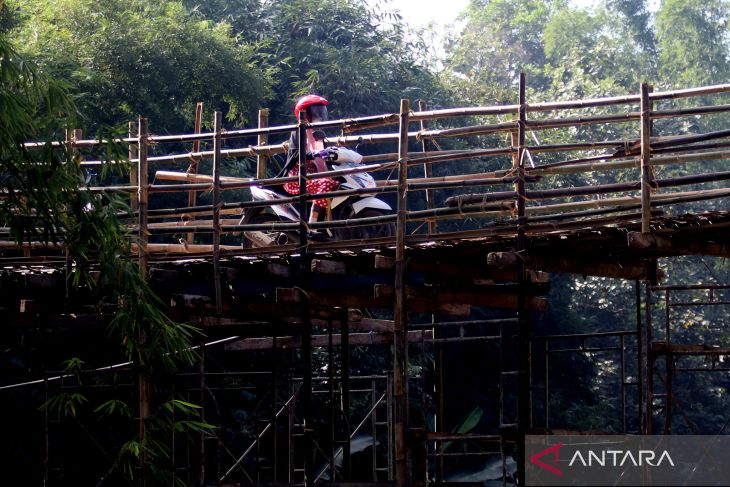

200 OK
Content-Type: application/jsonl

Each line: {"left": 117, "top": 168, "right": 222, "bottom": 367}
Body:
{"left": 0, "top": 29, "right": 203, "bottom": 487}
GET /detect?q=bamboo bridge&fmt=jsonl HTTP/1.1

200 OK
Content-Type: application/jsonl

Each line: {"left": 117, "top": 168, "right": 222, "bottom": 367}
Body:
{"left": 3, "top": 78, "right": 730, "bottom": 486}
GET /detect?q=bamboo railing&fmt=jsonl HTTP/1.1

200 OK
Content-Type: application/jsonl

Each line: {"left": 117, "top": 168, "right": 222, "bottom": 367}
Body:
{"left": 9, "top": 80, "right": 730, "bottom": 266}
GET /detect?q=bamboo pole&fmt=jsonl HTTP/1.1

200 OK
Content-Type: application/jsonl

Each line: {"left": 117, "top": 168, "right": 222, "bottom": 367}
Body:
{"left": 652, "top": 103, "right": 730, "bottom": 119}
{"left": 524, "top": 83, "right": 730, "bottom": 112}
{"left": 256, "top": 109, "right": 270, "bottom": 179}
{"left": 185, "top": 102, "right": 204, "bottom": 244}
{"left": 516, "top": 73, "right": 530, "bottom": 487}
{"left": 394, "top": 98, "right": 410, "bottom": 487}
{"left": 640, "top": 83, "right": 653, "bottom": 233}
{"left": 650, "top": 82, "right": 730, "bottom": 101}
{"left": 527, "top": 150, "right": 722, "bottom": 177}
{"left": 79, "top": 143, "right": 289, "bottom": 167}
{"left": 294, "top": 109, "right": 314, "bottom": 483}
{"left": 410, "top": 105, "right": 519, "bottom": 122}
{"left": 419, "top": 100, "right": 436, "bottom": 234}
{"left": 137, "top": 117, "right": 151, "bottom": 482}
{"left": 212, "top": 111, "right": 223, "bottom": 315}
{"left": 526, "top": 111, "right": 640, "bottom": 129}
{"left": 138, "top": 118, "right": 149, "bottom": 274}
{"left": 452, "top": 170, "right": 730, "bottom": 204}
{"left": 129, "top": 122, "right": 138, "bottom": 212}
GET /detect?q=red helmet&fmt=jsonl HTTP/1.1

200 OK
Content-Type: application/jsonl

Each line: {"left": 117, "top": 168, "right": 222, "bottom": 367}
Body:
{"left": 294, "top": 94, "right": 329, "bottom": 121}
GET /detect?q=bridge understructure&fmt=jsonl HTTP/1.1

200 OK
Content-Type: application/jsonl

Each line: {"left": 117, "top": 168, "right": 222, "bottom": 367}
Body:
{"left": 2, "top": 78, "right": 730, "bottom": 486}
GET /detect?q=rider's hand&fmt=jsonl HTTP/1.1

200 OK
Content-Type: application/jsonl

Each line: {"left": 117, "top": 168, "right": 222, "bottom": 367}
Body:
{"left": 312, "top": 149, "right": 331, "bottom": 159}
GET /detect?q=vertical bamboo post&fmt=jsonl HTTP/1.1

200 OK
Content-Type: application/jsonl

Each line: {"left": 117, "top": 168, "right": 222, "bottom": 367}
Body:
{"left": 516, "top": 72, "right": 530, "bottom": 487}
{"left": 640, "top": 83, "right": 653, "bottom": 234}
{"left": 44, "top": 376, "right": 49, "bottom": 485}
{"left": 64, "top": 128, "right": 81, "bottom": 299}
{"left": 138, "top": 117, "right": 149, "bottom": 275}
{"left": 137, "top": 117, "right": 151, "bottom": 481}
{"left": 198, "top": 346, "right": 206, "bottom": 485}
{"left": 186, "top": 102, "right": 204, "bottom": 244}
{"left": 212, "top": 111, "right": 223, "bottom": 315}
{"left": 645, "top": 283, "right": 653, "bottom": 435}
{"left": 272, "top": 335, "right": 278, "bottom": 482}
{"left": 257, "top": 109, "right": 270, "bottom": 179}
{"left": 328, "top": 320, "right": 336, "bottom": 482}
{"left": 387, "top": 374, "right": 394, "bottom": 481}
{"left": 394, "top": 98, "right": 410, "bottom": 487}
{"left": 297, "top": 111, "right": 308, "bottom": 246}
{"left": 295, "top": 110, "right": 313, "bottom": 484}
{"left": 664, "top": 290, "right": 672, "bottom": 434}
{"left": 371, "top": 378, "right": 377, "bottom": 481}
{"left": 417, "top": 100, "right": 436, "bottom": 235}
{"left": 636, "top": 281, "right": 643, "bottom": 435}
{"left": 128, "top": 122, "right": 138, "bottom": 213}
{"left": 420, "top": 97, "right": 441, "bottom": 480}
{"left": 340, "top": 308, "right": 351, "bottom": 480}
{"left": 620, "top": 334, "right": 627, "bottom": 432}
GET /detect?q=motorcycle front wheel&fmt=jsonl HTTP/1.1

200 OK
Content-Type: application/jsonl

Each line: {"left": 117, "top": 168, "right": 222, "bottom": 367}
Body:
{"left": 333, "top": 208, "right": 396, "bottom": 241}
{"left": 241, "top": 211, "right": 300, "bottom": 248}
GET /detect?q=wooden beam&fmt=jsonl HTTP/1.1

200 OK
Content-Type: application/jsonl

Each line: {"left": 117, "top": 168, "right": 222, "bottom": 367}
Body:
{"left": 651, "top": 342, "right": 730, "bottom": 355}
{"left": 374, "top": 284, "right": 549, "bottom": 311}
{"left": 628, "top": 231, "right": 730, "bottom": 257}
{"left": 488, "top": 251, "right": 661, "bottom": 281}
{"left": 535, "top": 254, "right": 660, "bottom": 280}
{"left": 311, "top": 259, "right": 347, "bottom": 275}
{"left": 225, "top": 330, "right": 433, "bottom": 351}
{"left": 195, "top": 311, "right": 394, "bottom": 332}
{"left": 274, "top": 287, "right": 472, "bottom": 315}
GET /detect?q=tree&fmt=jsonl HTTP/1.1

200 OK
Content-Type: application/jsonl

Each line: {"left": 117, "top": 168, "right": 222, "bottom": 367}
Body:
{"left": 605, "top": 0, "right": 657, "bottom": 56}
{"left": 444, "top": 0, "right": 564, "bottom": 104}
{"left": 656, "top": 0, "right": 730, "bottom": 89}
{"left": 1, "top": 30, "right": 204, "bottom": 485}
{"left": 541, "top": 6, "right": 654, "bottom": 100}
{"left": 204, "top": 0, "right": 451, "bottom": 124}
{"left": 9, "top": 0, "right": 273, "bottom": 132}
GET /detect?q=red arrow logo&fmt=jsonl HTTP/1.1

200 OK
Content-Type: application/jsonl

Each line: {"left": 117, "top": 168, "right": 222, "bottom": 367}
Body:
{"left": 529, "top": 443, "right": 564, "bottom": 476}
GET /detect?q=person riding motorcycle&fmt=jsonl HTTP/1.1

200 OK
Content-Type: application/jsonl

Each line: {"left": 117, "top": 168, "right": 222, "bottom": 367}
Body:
{"left": 281, "top": 94, "right": 339, "bottom": 225}
{"left": 240, "top": 94, "right": 394, "bottom": 247}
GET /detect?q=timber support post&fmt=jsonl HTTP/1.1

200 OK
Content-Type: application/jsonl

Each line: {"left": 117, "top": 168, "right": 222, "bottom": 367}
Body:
{"left": 640, "top": 82, "right": 653, "bottom": 234}
{"left": 394, "top": 98, "right": 410, "bottom": 487}
{"left": 64, "top": 128, "right": 82, "bottom": 301}
{"left": 186, "top": 102, "right": 203, "bottom": 244}
{"left": 418, "top": 99, "right": 436, "bottom": 235}
{"left": 212, "top": 111, "right": 223, "bottom": 315}
{"left": 644, "top": 283, "right": 654, "bottom": 434}
{"left": 636, "top": 280, "right": 644, "bottom": 435}
{"left": 516, "top": 72, "right": 531, "bottom": 485}
{"left": 257, "top": 108, "right": 270, "bottom": 179}
{"left": 128, "top": 122, "right": 138, "bottom": 212}
{"left": 137, "top": 116, "right": 151, "bottom": 482}
{"left": 340, "top": 307, "right": 351, "bottom": 480}
{"left": 296, "top": 110, "right": 314, "bottom": 484}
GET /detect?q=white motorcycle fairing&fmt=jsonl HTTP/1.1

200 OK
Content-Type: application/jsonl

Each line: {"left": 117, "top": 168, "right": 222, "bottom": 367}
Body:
{"left": 352, "top": 196, "right": 392, "bottom": 214}
{"left": 328, "top": 160, "right": 392, "bottom": 214}
{"left": 249, "top": 186, "right": 300, "bottom": 221}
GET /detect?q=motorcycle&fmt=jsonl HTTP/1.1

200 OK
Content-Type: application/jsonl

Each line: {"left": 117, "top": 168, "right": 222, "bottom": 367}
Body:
{"left": 241, "top": 146, "right": 395, "bottom": 247}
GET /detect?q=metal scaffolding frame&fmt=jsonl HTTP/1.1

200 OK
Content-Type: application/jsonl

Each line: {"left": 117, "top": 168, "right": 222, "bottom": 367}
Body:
{"left": 645, "top": 283, "right": 730, "bottom": 435}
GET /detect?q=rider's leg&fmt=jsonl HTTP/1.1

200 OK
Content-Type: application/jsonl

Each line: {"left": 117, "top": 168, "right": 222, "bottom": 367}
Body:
{"left": 309, "top": 204, "right": 324, "bottom": 224}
